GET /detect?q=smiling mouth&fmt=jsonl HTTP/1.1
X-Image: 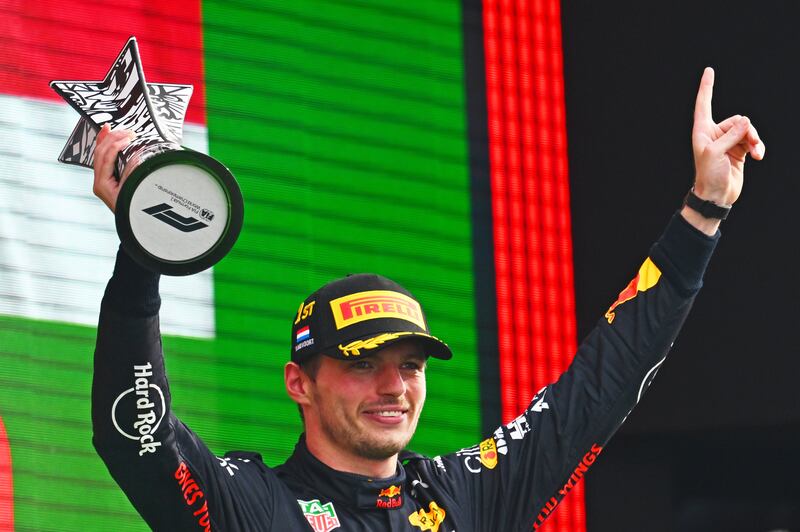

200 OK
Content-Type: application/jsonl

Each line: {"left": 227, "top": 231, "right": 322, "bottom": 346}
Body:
{"left": 362, "top": 407, "right": 410, "bottom": 420}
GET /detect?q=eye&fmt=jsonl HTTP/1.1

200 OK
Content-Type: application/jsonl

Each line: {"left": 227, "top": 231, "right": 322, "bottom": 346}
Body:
{"left": 349, "top": 360, "right": 373, "bottom": 370}
{"left": 401, "top": 359, "right": 426, "bottom": 371}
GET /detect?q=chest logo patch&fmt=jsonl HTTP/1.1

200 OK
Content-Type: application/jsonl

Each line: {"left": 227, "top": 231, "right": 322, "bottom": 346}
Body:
{"left": 297, "top": 499, "right": 341, "bottom": 532}
{"left": 376, "top": 484, "right": 403, "bottom": 509}
{"left": 479, "top": 437, "right": 498, "bottom": 469}
{"left": 408, "top": 501, "right": 446, "bottom": 532}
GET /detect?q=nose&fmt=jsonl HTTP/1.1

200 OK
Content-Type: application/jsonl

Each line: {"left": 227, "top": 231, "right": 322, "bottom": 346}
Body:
{"left": 376, "top": 364, "right": 406, "bottom": 397}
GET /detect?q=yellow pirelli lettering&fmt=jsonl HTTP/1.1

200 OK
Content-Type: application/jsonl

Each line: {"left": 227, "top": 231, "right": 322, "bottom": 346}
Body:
{"left": 330, "top": 290, "right": 426, "bottom": 330}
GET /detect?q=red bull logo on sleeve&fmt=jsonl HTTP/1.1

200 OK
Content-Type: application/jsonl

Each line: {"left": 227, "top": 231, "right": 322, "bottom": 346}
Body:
{"left": 605, "top": 257, "right": 662, "bottom": 324}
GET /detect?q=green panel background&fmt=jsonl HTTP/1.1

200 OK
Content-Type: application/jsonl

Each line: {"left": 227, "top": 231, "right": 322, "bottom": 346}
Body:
{"left": 2, "top": 1, "right": 480, "bottom": 529}
{"left": 201, "top": 0, "right": 479, "bottom": 454}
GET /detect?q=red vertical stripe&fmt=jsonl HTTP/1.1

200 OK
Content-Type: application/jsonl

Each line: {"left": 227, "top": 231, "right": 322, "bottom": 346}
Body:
{"left": 483, "top": 0, "right": 582, "bottom": 529}
{"left": 0, "top": 417, "right": 13, "bottom": 531}
{"left": 484, "top": 0, "right": 517, "bottom": 415}
{"left": 0, "top": 0, "right": 206, "bottom": 124}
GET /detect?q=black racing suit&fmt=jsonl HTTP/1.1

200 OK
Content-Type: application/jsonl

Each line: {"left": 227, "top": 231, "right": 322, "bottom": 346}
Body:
{"left": 92, "top": 213, "right": 718, "bottom": 531}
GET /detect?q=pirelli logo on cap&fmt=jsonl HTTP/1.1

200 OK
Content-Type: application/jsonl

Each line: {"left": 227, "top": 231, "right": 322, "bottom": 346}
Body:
{"left": 330, "top": 290, "right": 425, "bottom": 330}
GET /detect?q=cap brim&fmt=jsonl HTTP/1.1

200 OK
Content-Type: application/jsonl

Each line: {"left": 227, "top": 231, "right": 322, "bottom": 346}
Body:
{"left": 327, "top": 330, "right": 452, "bottom": 360}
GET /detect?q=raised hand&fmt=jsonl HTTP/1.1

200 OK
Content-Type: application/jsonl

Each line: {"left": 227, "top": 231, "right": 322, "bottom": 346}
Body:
{"left": 683, "top": 68, "right": 765, "bottom": 234}
{"left": 691, "top": 67, "right": 765, "bottom": 207}
{"left": 93, "top": 124, "right": 136, "bottom": 213}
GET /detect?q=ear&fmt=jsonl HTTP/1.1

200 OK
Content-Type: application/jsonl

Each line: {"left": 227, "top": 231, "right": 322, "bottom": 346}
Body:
{"left": 284, "top": 362, "right": 313, "bottom": 408}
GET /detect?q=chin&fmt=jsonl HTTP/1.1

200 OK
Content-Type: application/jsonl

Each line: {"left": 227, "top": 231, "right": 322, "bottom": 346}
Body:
{"left": 354, "top": 434, "right": 412, "bottom": 461}
{"left": 355, "top": 444, "right": 403, "bottom": 461}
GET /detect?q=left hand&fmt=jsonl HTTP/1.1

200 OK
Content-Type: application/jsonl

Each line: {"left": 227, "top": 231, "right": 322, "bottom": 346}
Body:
{"left": 691, "top": 67, "right": 765, "bottom": 207}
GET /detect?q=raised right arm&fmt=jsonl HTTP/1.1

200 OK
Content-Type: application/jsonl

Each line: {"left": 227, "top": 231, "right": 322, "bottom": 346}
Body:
{"left": 91, "top": 247, "right": 221, "bottom": 530}
{"left": 89, "top": 128, "right": 277, "bottom": 530}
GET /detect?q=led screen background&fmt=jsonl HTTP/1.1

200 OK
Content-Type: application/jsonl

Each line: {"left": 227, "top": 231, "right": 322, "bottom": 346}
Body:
{"left": 560, "top": 2, "right": 800, "bottom": 529}
{"left": 0, "top": 1, "right": 481, "bottom": 529}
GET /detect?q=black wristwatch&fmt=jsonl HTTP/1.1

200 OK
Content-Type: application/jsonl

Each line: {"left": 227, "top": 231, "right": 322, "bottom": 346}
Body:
{"left": 683, "top": 188, "right": 731, "bottom": 220}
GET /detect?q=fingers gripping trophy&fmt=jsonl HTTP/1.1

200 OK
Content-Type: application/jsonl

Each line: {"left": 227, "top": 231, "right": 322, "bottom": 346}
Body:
{"left": 51, "top": 37, "right": 244, "bottom": 275}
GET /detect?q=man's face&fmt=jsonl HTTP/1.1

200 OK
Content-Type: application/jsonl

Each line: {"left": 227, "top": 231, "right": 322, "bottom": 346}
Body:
{"left": 304, "top": 339, "right": 427, "bottom": 461}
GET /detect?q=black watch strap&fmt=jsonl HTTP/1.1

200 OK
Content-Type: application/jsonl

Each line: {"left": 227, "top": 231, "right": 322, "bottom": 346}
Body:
{"left": 683, "top": 188, "right": 731, "bottom": 220}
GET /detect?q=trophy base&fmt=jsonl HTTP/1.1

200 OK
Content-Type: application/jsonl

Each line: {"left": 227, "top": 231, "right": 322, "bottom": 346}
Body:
{"left": 115, "top": 149, "right": 244, "bottom": 276}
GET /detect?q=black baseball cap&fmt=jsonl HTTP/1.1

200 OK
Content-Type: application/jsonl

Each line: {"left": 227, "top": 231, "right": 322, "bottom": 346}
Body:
{"left": 290, "top": 273, "right": 452, "bottom": 363}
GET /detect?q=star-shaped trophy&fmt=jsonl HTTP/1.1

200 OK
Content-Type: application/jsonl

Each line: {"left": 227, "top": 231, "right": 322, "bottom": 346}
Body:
{"left": 51, "top": 36, "right": 244, "bottom": 276}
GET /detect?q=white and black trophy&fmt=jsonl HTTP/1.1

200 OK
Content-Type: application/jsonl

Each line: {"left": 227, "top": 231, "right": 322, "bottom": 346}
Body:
{"left": 51, "top": 37, "right": 243, "bottom": 276}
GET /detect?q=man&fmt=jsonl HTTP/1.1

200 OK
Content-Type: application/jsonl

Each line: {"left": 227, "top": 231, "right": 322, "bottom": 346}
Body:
{"left": 91, "top": 68, "right": 763, "bottom": 530}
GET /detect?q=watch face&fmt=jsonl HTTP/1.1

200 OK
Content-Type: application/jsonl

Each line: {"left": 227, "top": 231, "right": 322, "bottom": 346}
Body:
{"left": 116, "top": 150, "right": 244, "bottom": 275}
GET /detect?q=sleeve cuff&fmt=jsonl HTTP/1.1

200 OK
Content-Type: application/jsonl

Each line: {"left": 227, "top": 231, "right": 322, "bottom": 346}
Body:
{"left": 649, "top": 211, "right": 720, "bottom": 294}
{"left": 101, "top": 245, "right": 161, "bottom": 317}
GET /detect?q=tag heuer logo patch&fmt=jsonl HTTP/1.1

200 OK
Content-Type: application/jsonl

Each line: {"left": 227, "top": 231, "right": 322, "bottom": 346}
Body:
{"left": 297, "top": 499, "right": 341, "bottom": 532}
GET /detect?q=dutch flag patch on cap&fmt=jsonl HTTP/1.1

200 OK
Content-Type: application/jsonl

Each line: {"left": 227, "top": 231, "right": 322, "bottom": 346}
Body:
{"left": 296, "top": 326, "right": 311, "bottom": 343}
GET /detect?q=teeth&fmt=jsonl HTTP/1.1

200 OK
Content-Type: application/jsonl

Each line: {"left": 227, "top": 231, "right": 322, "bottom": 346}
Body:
{"left": 375, "top": 411, "right": 402, "bottom": 417}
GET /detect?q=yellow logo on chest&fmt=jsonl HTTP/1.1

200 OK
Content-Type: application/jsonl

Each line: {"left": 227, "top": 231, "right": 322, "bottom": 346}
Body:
{"left": 408, "top": 501, "right": 446, "bottom": 532}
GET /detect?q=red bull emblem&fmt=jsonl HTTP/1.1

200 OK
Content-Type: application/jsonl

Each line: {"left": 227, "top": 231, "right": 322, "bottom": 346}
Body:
{"left": 605, "top": 258, "right": 661, "bottom": 324}
{"left": 379, "top": 485, "right": 402, "bottom": 498}
{"left": 376, "top": 484, "right": 403, "bottom": 509}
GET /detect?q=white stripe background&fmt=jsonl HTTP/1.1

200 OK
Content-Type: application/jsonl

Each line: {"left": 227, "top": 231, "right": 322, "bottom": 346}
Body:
{"left": 0, "top": 94, "right": 215, "bottom": 338}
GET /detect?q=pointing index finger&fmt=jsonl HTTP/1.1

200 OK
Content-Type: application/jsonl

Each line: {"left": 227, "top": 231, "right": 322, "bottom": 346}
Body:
{"left": 694, "top": 67, "right": 715, "bottom": 124}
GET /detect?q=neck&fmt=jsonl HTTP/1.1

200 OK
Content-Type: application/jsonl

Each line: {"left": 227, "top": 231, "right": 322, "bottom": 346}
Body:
{"left": 303, "top": 428, "right": 398, "bottom": 479}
